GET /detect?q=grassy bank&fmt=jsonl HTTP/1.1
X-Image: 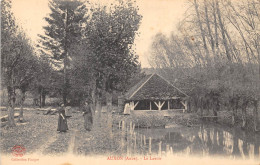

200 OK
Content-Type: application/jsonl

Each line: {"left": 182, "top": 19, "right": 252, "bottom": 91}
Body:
{"left": 112, "top": 112, "right": 201, "bottom": 128}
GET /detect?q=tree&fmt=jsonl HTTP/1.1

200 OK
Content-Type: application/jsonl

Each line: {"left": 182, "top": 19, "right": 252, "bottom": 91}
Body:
{"left": 66, "top": 1, "right": 142, "bottom": 130}
{"left": 83, "top": 1, "right": 142, "bottom": 110}
{"left": 1, "top": 0, "right": 37, "bottom": 126}
{"left": 1, "top": 0, "right": 17, "bottom": 127}
{"left": 149, "top": 0, "right": 259, "bottom": 131}
{"left": 29, "top": 52, "right": 56, "bottom": 108}
{"left": 14, "top": 34, "right": 37, "bottom": 122}
{"left": 38, "top": 0, "right": 87, "bottom": 106}
{"left": 223, "top": 0, "right": 260, "bottom": 131}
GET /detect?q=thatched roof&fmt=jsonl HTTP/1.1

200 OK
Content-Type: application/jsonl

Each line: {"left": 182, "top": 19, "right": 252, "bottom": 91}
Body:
{"left": 124, "top": 73, "right": 188, "bottom": 101}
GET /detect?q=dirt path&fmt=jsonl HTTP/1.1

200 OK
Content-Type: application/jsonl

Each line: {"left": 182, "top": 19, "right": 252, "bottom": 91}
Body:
{"left": 37, "top": 133, "right": 58, "bottom": 154}
{"left": 68, "top": 129, "right": 78, "bottom": 154}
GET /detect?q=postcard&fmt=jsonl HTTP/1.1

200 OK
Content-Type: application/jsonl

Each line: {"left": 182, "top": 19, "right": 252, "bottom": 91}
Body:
{"left": 1, "top": 0, "right": 260, "bottom": 165}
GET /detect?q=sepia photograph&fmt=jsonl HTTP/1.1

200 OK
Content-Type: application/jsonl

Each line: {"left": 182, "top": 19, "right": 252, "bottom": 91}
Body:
{"left": 0, "top": 0, "right": 260, "bottom": 165}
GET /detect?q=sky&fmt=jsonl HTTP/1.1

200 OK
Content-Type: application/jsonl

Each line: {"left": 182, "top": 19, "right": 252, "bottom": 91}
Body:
{"left": 11, "top": 0, "right": 189, "bottom": 68}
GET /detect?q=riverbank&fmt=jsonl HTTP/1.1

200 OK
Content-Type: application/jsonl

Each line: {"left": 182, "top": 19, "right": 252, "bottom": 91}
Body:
{"left": 112, "top": 112, "right": 201, "bottom": 128}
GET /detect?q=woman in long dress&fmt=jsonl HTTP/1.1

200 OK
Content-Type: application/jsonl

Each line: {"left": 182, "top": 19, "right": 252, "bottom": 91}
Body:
{"left": 57, "top": 104, "right": 68, "bottom": 132}
{"left": 83, "top": 101, "right": 93, "bottom": 131}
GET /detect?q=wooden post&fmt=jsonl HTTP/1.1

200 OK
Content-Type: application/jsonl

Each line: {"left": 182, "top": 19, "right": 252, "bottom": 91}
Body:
{"left": 158, "top": 141, "right": 162, "bottom": 156}
{"left": 130, "top": 121, "right": 133, "bottom": 134}
{"left": 144, "top": 135, "right": 146, "bottom": 145}
{"left": 127, "top": 122, "right": 132, "bottom": 156}
{"left": 168, "top": 100, "right": 170, "bottom": 110}
{"left": 181, "top": 100, "right": 187, "bottom": 113}
{"left": 161, "top": 101, "right": 165, "bottom": 110}
{"left": 159, "top": 101, "right": 161, "bottom": 111}
{"left": 185, "top": 100, "right": 187, "bottom": 112}
{"left": 149, "top": 137, "right": 152, "bottom": 155}
{"left": 119, "top": 121, "right": 121, "bottom": 129}
{"left": 137, "top": 119, "right": 139, "bottom": 131}
{"left": 134, "top": 101, "right": 139, "bottom": 110}
{"left": 127, "top": 133, "right": 130, "bottom": 156}
{"left": 141, "top": 134, "right": 143, "bottom": 147}
{"left": 122, "top": 121, "right": 125, "bottom": 131}
{"left": 166, "top": 145, "right": 170, "bottom": 155}
{"left": 134, "top": 132, "right": 137, "bottom": 149}
{"left": 121, "top": 121, "right": 125, "bottom": 152}
{"left": 154, "top": 101, "right": 159, "bottom": 110}
{"left": 150, "top": 101, "right": 152, "bottom": 110}
{"left": 170, "top": 147, "right": 173, "bottom": 154}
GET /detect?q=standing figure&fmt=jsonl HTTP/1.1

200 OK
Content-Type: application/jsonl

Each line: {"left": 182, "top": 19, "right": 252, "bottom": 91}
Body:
{"left": 83, "top": 101, "right": 93, "bottom": 131}
{"left": 57, "top": 104, "right": 68, "bottom": 132}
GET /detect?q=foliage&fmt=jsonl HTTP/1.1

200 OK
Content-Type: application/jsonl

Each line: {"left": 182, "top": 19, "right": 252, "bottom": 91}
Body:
{"left": 1, "top": 0, "right": 41, "bottom": 126}
{"left": 83, "top": 0, "right": 142, "bottom": 93}
{"left": 38, "top": 0, "right": 88, "bottom": 105}
{"left": 38, "top": 0, "right": 87, "bottom": 61}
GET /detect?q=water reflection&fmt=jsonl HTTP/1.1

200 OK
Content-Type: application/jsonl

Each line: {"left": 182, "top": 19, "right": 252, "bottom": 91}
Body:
{"left": 122, "top": 123, "right": 260, "bottom": 160}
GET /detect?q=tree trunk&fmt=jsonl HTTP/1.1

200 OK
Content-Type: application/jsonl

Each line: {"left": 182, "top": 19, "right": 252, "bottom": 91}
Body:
{"left": 206, "top": 99, "right": 210, "bottom": 116}
{"left": 194, "top": 0, "right": 210, "bottom": 64}
{"left": 19, "top": 90, "right": 26, "bottom": 122}
{"left": 106, "top": 91, "right": 113, "bottom": 138}
{"left": 106, "top": 91, "right": 113, "bottom": 113}
{"left": 95, "top": 95, "right": 102, "bottom": 127}
{"left": 242, "top": 141, "right": 249, "bottom": 158}
{"left": 213, "top": 0, "right": 220, "bottom": 59}
{"left": 241, "top": 100, "right": 248, "bottom": 129}
{"left": 91, "top": 79, "right": 96, "bottom": 113}
{"left": 218, "top": 129, "right": 224, "bottom": 153}
{"left": 184, "top": 36, "right": 201, "bottom": 66}
{"left": 254, "top": 135, "right": 259, "bottom": 160}
{"left": 117, "top": 93, "right": 124, "bottom": 114}
{"left": 200, "top": 98, "right": 203, "bottom": 117}
{"left": 41, "top": 91, "right": 46, "bottom": 107}
{"left": 253, "top": 100, "right": 259, "bottom": 132}
{"left": 194, "top": 97, "right": 199, "bottom": 113}
{"left": 256, "top": 41, "right": 260, "bottom": 132}
{"left": 216, "top": 0, "right": 232, "bottom": 61}
{"left": 213, "top": 99, "right": 219, "bottom": 123}
{"left": 39, "top": 89, "right": 42, "bottom": 108}
{"left": 7, "top": 86, "right": 16, "bottom": 127}
{"left": 63, "top": 8, "right": 69, "bottom": 107}
{"left": 187, "top": 99, "right": 191, "bottom": 113}
{"left": 231, "top": 98, "right": 238, "bottom": 126}
{"left": 204, "top": 0, "right": 216, "bottom": 57}
{"left": 232, "top": 129, "right": 239, "bottom": 157}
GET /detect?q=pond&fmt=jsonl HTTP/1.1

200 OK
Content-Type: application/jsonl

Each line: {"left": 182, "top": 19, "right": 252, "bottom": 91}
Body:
{"left": 120, "top": 123, "right": 260, "bottom": 160}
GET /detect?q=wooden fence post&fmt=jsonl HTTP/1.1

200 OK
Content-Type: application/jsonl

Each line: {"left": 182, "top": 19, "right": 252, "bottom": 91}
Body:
{"left": 149, "top": 137, "right": 152, "bottom": 155}
{"left": 166, "top": 145, "right": 169, "bottom": 155}
{"left": 158, "top": 141, "right": 162, "bottom": 156}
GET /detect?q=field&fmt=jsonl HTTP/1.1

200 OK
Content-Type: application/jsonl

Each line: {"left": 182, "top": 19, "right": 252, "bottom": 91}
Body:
{"left": 0, "top": 109, "right": 122, "bottom": 156}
